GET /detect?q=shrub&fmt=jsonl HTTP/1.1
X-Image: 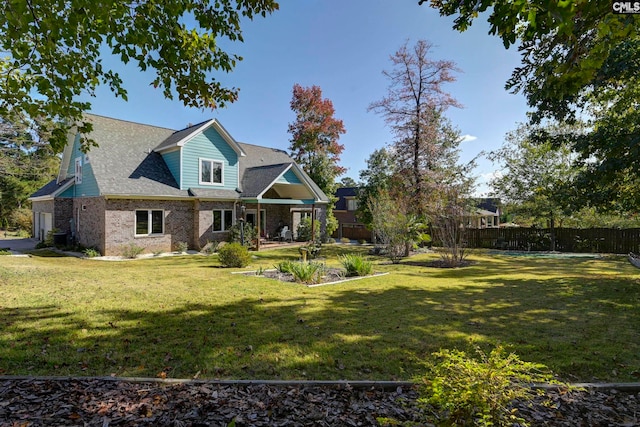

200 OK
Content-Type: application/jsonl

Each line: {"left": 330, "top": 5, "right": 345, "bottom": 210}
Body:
{"left": 83, "top": 248, "right": 101, "bottom": 258}
{"left": 121, "top": 243, "right": 144, "bottom": 259}
{"left": 0, "top": 248, "right": 11, "bottom": 256}
{"left": 339, "top": 253, "right": 373, "bottom": 277}
{"left": 176, "top": 241, "right": 189, "bottom": 253}
{"left": 10, "top": 208, "right": 32, "bottom": 233}
{"left": 340, "top": 237, "right": 351, "bottom": 243}
{"left": 296, "top": 217, "right": 320, "bottom": 242}
{"left": 43, "top": 228, "right": 59, "bottom": 247}
{"left": 16, "top": 229, "right": 31, "bottom": 238}
{"left": 415, "top": 346, "right": 557, "bottom": 427}
{"left": 227, "top": 224, "right": 257, "bottom": 247}
{"left": 217, "top": 242, "right": 251, "bottom": 268}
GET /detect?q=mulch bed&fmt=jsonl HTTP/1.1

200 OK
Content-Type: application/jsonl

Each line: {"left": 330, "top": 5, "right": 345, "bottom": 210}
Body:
{"left": 1, "top": 377, "right": 639, "bottom": 426}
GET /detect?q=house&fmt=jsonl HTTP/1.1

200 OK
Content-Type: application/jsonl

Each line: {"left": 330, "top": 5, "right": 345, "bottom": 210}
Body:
{"left": 332, "top": 187, "right": 371, "bottom": 242}
{"left": 466, "top": 198, "right": 501, "bottom": 229}
{"left": 29, "top": 114, "right": 329, "bottom": 255}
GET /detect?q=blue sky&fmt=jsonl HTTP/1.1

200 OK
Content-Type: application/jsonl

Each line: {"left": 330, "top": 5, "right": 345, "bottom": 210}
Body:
{"left": 84, "top": 0, "right": 531, "bottom": 196}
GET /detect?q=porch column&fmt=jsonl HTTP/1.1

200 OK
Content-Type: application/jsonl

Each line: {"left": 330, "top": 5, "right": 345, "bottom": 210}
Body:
{"left": 311, "top": 203, "right": 316, "bottom": 243}
{"left": 256, "top": 200, "right": 261, "bottom": 251}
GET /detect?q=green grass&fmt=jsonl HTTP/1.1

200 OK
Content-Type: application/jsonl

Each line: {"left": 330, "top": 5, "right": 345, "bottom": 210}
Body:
{"left": 1, "top": 246, "right": 639, "bottom": 383}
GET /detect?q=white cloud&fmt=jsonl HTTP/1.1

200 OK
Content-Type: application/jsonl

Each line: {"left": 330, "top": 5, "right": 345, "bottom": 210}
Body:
{"left": 459, "top": 134, "right": 478, "bottom": 143}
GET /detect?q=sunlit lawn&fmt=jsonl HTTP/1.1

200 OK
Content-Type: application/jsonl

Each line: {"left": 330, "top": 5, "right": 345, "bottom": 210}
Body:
{"left": 1, "top": 245, "right": 638, "bottom": 382}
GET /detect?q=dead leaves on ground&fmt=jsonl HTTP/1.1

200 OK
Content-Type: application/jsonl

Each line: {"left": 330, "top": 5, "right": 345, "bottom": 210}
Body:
{"left": 0, "top": 377, "right": 639, "bottom": 426}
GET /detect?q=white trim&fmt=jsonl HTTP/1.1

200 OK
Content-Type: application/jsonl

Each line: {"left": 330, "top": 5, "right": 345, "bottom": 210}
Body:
{"left": 179, "top": 146, "right": 184, "bottom": 190}
{"left": 74, "top": 157, "right": 83, "bottom": 184}
{"left": 256, "top": 164, "right": 293, "bottom": 199}
{"left": 57, "top": 128, "right": 79, "bottom": 183}
{"left": 28, "top": 179, "right": 75, "bottom": 202}
{"left": 156, "top": 119, "right": 246, "bottom": 157}
{"left": 199, "top": 158, "right": 224, "bottom": 186}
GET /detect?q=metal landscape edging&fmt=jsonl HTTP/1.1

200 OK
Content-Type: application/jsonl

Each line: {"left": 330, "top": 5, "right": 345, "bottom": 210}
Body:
{"left": 2, "top": 375, "right": 640, "bottom": 392}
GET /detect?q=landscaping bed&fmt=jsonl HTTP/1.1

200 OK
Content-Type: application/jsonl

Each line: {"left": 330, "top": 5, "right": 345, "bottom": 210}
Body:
{"left": 1, "top": 377, "right": 639, "bottom": 426}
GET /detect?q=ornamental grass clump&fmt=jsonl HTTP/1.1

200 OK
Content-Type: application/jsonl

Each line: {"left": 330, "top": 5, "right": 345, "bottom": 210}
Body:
{"left": 217, "top": 242, "right": 251, "bottom": 268}
{"left": 277, "top": 260, "right": 326, "bottom": 284}
{"left": 414, "top": 346, "right": 558, "bottom": 427}
{"left": 339, "top": 253, "right": 373, "bottom": 277}
{"left": 275, "top": 260, "right": 294, "bottom": 274}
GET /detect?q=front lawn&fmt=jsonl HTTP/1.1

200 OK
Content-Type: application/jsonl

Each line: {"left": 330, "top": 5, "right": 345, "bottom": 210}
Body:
{"left": 1, "top": 246, "right": 638, "bottom": 382}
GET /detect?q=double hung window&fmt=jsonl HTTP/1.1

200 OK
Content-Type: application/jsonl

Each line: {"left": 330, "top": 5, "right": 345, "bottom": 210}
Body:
{"left": 200, "top": 159, "right": 223, "bottom": 185}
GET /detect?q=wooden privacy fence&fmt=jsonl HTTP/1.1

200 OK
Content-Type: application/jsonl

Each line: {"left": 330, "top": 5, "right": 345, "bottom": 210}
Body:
{"left": 458, "top": 228, "right": 640, "bottom": 254}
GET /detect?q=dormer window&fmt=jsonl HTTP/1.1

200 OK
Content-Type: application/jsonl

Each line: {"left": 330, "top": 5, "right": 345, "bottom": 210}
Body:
{"left": 200, "top": 158, "right": 223, "bottom": 185}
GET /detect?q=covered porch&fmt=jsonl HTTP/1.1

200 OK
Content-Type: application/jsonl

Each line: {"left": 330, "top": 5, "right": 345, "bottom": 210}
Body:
{"left": 238, "top": 201, "right": 325, "bottom": 250}
{"left": 238, "top": 161, "right": 328, "bottom": 250}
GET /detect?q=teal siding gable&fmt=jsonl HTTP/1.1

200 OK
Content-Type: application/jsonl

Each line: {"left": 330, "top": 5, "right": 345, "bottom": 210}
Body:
{"left": 277, "top": 169, "right": 302, "bottom": 185}
{"left": 64, "top": 134, "right": 100, "bottom": 197}
{"left": 182, "top": 127, "right": 239, "bottom": 190}
{"left": 161, "top": 150, "right": 181, "bottom": 187}
{"left": 59, "top": 185, "right": 75, "bottom": 198}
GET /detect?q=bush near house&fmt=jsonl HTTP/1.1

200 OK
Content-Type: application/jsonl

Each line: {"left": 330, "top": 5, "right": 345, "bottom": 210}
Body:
{"left": 217, "top": 242, "right": 251, "bottom": 268}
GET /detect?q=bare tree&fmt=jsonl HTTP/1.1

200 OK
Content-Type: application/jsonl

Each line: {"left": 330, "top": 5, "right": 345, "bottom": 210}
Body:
{"left": 369, "top": 39, "right": 461, "bottom": 216}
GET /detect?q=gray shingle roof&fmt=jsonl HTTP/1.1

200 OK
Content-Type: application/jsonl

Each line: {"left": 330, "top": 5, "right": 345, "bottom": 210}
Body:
{"left": 30, "top": 177, "right": 74, "bottom": 198}
{"left": 83, "top": 114, "right": 186, "bottom": 197}
{"left": 241, "top": 163, "right": 291, "bottom": 198}
{"left": 36, "top": 114, "right": 329, "bottom": 203}
{"left": 152, "top": 120, "right": 211, "bottom": 152}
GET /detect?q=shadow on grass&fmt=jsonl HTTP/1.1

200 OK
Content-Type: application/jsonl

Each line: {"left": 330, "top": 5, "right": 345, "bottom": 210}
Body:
{"left": 1, "top": 254, "right": 638, "bottom": 382}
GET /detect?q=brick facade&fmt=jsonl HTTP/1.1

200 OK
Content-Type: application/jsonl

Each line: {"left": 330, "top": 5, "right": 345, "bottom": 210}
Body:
{"left": 101, "top": 199, "right": 194, "bottom": 256}
{"left": 43, "top": 197, "right": 327, "bottom": 255}
{"left": 74, "top": 197, "right": 106, "bottom": 252}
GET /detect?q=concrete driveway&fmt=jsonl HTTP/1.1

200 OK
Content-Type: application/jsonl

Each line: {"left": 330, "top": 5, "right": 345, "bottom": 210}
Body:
{"left": 0, "top": 237, "right": 39, "bottom": 253}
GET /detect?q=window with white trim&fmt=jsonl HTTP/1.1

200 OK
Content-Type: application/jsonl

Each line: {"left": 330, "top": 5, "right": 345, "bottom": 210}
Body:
{"left": 75, "top": 157, "right": 83, "bottom": 184}
{"left": 347, "top": 198, "right": 358, "bottom": 211}
{"left": 200, "top": 158, "right": 223, "bottom": 185}
{"left": 213, "top": 209, "right": 233, "bottom": 232}
{"left": 135, "top": 210, "right": 164, "bottom": 235}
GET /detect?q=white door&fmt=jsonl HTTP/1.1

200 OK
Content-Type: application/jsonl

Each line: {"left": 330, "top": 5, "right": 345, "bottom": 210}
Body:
{"left": 40, "top": 212, "right": 52, "bottom": 241}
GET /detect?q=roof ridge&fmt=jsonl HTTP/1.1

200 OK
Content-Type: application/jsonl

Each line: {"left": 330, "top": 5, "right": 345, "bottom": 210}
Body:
{"left": 84, "top": 113, "right": 177, "bottom": 132}
{"left": 171, "top": 119, "right": 212, "bottom": 135}
{"left": 238, "top": 141, "right": 289, "bottom": 153}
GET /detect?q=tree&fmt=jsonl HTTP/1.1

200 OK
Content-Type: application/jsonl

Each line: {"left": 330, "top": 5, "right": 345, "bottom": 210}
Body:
{"left": 338, "top": 176, "right": 357, "bottom": 188}
{"left": 357, "top": 147, "right": 395, "bottom": 227}
{"left": 369, "top": 39, "right": 462, "bottom": 216}
{"left": 426, "top": 0, "right": 640, "bottom": 210}
{"left": 367, "top": 189, "right": 423, "bottom": 263}
{"left": 0, "top": 115, "right": 59, "bottom": 230}
{"left": 0, "top": 0, "right": 279, "bottom": 152}
{"left": 288, "top": 84, "right": 346, "bottom": 240}
{"left": 488, "top": 122, "right": 581, "bottom": 250}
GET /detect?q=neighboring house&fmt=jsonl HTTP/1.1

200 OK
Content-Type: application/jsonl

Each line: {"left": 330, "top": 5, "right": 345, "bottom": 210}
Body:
{"left": 466, "top": 198, "right": 501, "bottom": 229}
{"left": 332, "top": 187, "right": 371, "bottom": 241}
{"left": 29, "top": 114, "right": 329, "bottom": 255}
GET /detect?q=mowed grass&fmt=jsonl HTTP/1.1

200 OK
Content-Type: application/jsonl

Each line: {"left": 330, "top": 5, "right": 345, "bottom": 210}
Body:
{"left": 0, "top": 246, "right": 639, "bottom": 382}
